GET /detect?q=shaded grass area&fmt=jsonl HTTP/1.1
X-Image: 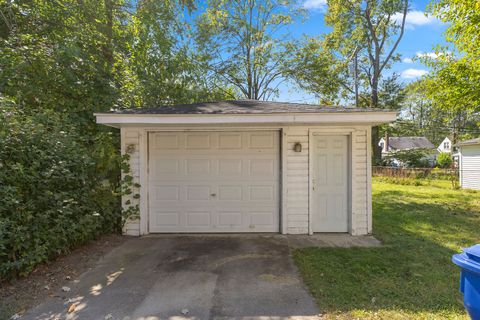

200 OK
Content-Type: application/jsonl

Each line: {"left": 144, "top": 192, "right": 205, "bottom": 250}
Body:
{"left": 293, "top": 179, "right": 479, "bottom": 319}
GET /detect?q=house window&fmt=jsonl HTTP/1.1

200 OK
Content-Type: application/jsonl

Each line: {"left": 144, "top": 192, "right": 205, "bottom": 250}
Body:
{"left": 444, "top": 141, "right": 450, "bottom": 149}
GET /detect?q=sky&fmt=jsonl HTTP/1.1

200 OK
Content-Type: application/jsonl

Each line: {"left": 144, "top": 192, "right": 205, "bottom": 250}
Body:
{"left": 276, "top": 0, "right": 448, "bottom": 103}
{"left": 188, "top": 0, "right": 448, "bottom": 104}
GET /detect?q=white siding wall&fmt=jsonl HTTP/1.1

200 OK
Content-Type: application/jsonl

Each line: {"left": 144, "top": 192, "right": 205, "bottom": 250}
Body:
{"left": 352, "top": 128, "right": 371, "bottom": 235}
{"left": 460, "top": 145, "right": 480, "bottom": 190}
{"left": 283, "top": 127, "right": 310, "bottom": 234}
{"left": 121, "top": 128, "right": 142, "bottom": 236}
{"left": 120, "top": 125, "right": 372, "bottom": 236}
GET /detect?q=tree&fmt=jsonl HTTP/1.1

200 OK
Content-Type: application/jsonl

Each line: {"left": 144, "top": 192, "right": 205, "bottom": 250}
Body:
{"left": 437, "top": 152, "right": 452, "bottom": 168}
{"left": 396, "top": 80, "right": 480, "bottom": 146}
{"left": 419, "top": 0, "right": 480, "bottom": 120}
{"left": 290, "top": 0, "right": 408, "bottom": 106}
{"left": 0, "top": 0, "right": 228, "bottom": 278}
{"left": 195, "top": 0, "right": 302, "bottom": 100}
{"left": 288, "top": 0, "right": 409, "bottom": 162}
{"left": 377, "top": 73, "right": 406, "bottom": 110}
{"left": 120, "top": 0, "right": 229, "bottom": 108}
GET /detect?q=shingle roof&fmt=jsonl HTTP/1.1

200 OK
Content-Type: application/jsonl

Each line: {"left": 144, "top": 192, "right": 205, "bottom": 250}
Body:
{"left": 105, "top": 100, "right": 391, "bottom": 115}
{"left": 457, "top": 137, "right": 480, "bottom": 146}
{"left": 388, "top": 137, "right": 436, "bottom": 150}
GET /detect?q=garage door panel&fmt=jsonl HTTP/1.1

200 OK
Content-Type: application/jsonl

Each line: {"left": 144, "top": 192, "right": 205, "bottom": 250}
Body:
{"left": 218, "top": 159, "right": 242, "bottom": 175}
{"left": 185, "top": 159, "right": 211, "bottom": 175}
{"left": 218, "top": 211, "right": 243, "bottom": 227}
{"left": 249, "top": 159, "right": 275, "bottom": 176}
{"left": 186, "top": 212, "right": 212, "bottom": 226}
{"left": 218, "top": 185, "right": 243, "bottom": 200}
{"left": 249, "top": 186, "right": 274, "bottom": 201}
{"left": 186, "top": 133, "right": 211, "bottom": 149}
{"left": 248, "top": 132, "right": 275, "bottom": 149}
{"left": 219, "top": 133, "right": 243, "bottom": 149}
{"left": 153, "top": 212, "right": 180, "bottom": 227}
{"left": 153, "top": 133, "right": 180, "bottom": 149}
{"left": 249, "top": 211, "right": 275, "bottom": 226}
{"left": 155, "top": 186, "right": 180, "bottom": 201}
{"left": 153, "top": 159, "right": 180, "bottom": 175}
{"left": 148, "top": 131, "right": 279, "bottom": 233}
{"left": 186, "top": 185, "right": 212, "bottom": 200}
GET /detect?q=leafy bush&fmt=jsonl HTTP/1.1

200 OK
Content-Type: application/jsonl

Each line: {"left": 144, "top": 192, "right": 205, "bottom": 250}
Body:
{"left": 437, "top": 152, "right": 453, "bottom": 168}
{"left": 0, "top": 103, "right": 121, "bottom": 278}
{"left": 386, "top": 149, "right": 433, "bottom": 168}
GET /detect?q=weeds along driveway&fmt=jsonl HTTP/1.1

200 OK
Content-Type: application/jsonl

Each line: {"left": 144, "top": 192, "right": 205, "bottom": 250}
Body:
{"left": 22, "top": 235, "right": 321, "bottom": 320}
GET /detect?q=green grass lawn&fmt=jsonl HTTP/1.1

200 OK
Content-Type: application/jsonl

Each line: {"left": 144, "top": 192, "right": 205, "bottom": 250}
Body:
{"left": 293, "top": 179, "right": 480, "bottom": 319}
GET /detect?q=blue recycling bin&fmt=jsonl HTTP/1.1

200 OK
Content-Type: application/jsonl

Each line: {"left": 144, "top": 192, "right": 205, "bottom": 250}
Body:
{"left": 452, "top": 244, "right": 480, "bottom": 320}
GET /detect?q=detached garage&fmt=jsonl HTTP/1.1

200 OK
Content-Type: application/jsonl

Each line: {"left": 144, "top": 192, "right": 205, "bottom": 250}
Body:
{"left": 457, "top": 138, "right": 480, "bottom": 190}
{"left": 95, "top": 100, "right": 396, "bottom": 236}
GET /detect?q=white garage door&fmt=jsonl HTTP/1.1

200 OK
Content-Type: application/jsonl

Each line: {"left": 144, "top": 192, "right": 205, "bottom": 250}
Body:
{"left": 148, "top": 131, "right": 280, "bottom": 233}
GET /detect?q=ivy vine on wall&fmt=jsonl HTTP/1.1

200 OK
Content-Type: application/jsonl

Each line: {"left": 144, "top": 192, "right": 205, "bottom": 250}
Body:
{"left": 120, "top": 146, "right": 141, "bottom": 226}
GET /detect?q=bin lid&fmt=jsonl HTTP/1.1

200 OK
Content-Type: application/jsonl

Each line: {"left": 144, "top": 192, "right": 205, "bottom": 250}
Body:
{"left": 452, "top": 244, "right": 480, "bottom": 275}
{"left": 465, "top": 244, "right": 480, "bottom": 263}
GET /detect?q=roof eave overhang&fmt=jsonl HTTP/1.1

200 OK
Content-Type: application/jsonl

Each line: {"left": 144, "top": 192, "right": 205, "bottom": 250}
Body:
{"left": 94, "top": 112, "right": 398, "bottom": 128}
{"left": 457, "top": 142, "right": 480, "bottom": 147}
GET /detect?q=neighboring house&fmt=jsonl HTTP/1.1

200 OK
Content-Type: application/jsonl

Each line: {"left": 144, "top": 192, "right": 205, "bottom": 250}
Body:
{"left": 437, "top": 137, "right": 453, "bottom": 153}
{"left": 378, "top": 136, "right": 437, "bottom": 166}
{"left": 95, "top": 100, "right": 396, "bottom": 236}
{"left": 457, "top": 138, "right": 480, "bottom": 190}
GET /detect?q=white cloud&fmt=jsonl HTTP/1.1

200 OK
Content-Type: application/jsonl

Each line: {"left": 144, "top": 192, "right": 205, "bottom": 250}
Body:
{"left": 303, "top": 0, "right": 327, "bottom": 11}
{"left": 393, "top": 10, "right": 440, "bottom": 29}
{"left": 416, "top": 51, "right": 439, "bottom": 59}
{"left": 401, "top": 68, "right": 428, "bottom": 79}
{"left": 402, "top": 57, "right": 413, "bottom": 63}
{"left": 416, "top": 51, "right": 452, "bottom": 60}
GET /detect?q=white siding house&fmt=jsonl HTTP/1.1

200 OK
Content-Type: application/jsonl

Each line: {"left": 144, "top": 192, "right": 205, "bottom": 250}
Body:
{"left": 95, "top": 100, "right": 396, "bottom": 236}
{"left": 458, "top": 138, "right": 480, "bottom": 190}
{"left": 437, "top": 137, "right": 453, "bottom": 153}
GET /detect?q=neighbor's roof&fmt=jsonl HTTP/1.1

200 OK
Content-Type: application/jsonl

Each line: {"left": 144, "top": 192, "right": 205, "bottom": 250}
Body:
{"left": 103, "top": 100, "right": 391, "bottom": 115}
{"left": 457, "top": 137, "right": 480, "bottom": 146}
{"left": 388, "top": 137, "right": 436, "bottom": 150}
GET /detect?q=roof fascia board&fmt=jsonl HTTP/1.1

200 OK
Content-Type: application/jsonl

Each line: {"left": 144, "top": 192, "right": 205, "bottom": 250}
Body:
{"left": 95, "top": 112, "right": 398, "bottom": 127}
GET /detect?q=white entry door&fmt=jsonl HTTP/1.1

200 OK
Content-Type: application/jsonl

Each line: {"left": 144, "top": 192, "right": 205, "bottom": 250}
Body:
{"left": 312, "top": 135, "right": 349, "bottom": 232}
{"left": 148, "top": 131, "right": 280, "bottom": 233}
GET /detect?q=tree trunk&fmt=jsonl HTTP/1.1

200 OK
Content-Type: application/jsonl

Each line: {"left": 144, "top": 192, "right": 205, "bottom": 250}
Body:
{"left": 104, "top": 0, "right": 114, "bottom": 68}
{"left": 371, "top": 126, "right": 382, "bottom": 165}
{"left": 370, "top": 74, "right": 382, "bottom": 164}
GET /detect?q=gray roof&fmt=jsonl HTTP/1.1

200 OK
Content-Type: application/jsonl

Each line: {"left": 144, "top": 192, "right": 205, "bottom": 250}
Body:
{"left": 105, "top": 100, "right": 391, "bottom": 115}
{"left": 387, "top": 137, "right": 436, "bottom": 150}
{"left": 457, "top": 137, "right": 480, "bottom": 146}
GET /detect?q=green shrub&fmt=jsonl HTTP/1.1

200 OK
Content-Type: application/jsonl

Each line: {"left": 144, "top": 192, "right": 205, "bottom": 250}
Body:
{"left": 0, "top": 104, "right": 121, "bottom": 278}
{"left": 386, "top": 149, "right": 432, "bottom": 168}
{"left": 437, "top": 152, "right": 453, "bottom": 168}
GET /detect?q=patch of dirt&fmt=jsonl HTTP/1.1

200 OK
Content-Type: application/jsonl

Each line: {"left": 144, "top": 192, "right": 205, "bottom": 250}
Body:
{"left": 0, "top": 234, "right": 126, "bottom": 320}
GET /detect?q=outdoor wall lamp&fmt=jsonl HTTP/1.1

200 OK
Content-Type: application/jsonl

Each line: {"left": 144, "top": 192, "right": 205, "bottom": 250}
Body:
{"left": 126, "top": 144, "right": 136, "bottom": 154}
{"left": 293, "top": 142, "right": 302, "bottom": 153}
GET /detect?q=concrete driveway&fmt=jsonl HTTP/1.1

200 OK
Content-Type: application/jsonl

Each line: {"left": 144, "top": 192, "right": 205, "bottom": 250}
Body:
{"left": 23, "top": 235, "right": 321, "bottom": 320}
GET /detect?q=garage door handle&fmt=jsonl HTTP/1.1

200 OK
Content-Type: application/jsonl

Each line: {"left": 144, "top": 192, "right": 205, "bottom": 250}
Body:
{"left": 210, "top": 193, "right": 216, "bottom": 197}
